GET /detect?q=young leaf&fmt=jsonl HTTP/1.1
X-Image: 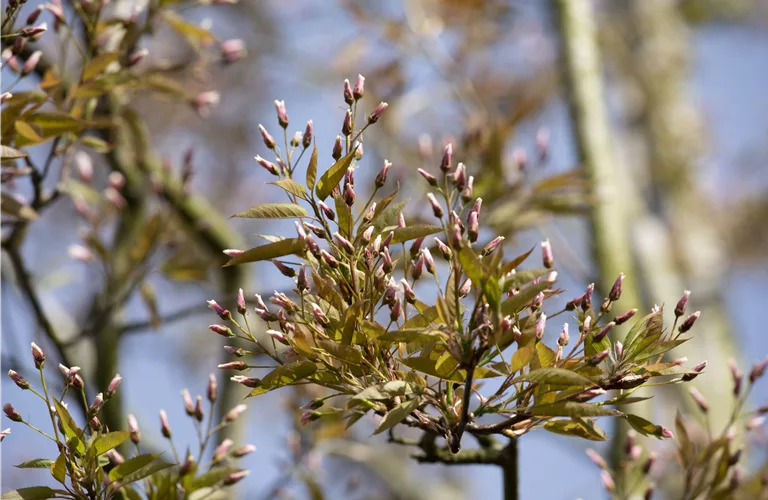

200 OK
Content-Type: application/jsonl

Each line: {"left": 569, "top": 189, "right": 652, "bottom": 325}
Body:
{"left": 224, "top": 238, "right": 307, "bottom": 266}
{"left": 119, "top": 461, "right": 175, "bottom": 486}
{"left": 377, "top": 329, "right": 447, "bottom": 344}
{"left": 401, "top": 357, "right": 464, "bottom": 382}
{"left": 49, "top": 454, "right": 66, "bottom": 484}
{"left": 108, "top": 453, "right": 163, "bottom": 482}
{"left": 0, "top": 487, "right": 58, "bottom": 500}
{"left": 500, "top": 269, "right": 549, "bottom": 293}
{"left": 306, "top": 143, "right": 318, "bottom": 190}
{"left": 391, "top": 225, "right": 443, "bottom": 245}
{"left": 269, "top": 179, "right": 307, "bottom": 199}
{"left": 500, "top": 247, "right": 535, "bottom": 275}
{"left": 625, "top": 413, "right": 668, "bottom": 439}
{"left": 374, "top": 398, "right": 421, "bottom": 434}
{"left": 317, "top": 340, "right": 363, "bottom": 365}
{"left": 231, "top": 202, "right": 308, "bottom": 219}
{"left": 249, "top": 361, "right": 318, "bottom": 397}
{"left": 82, "top": 53, "right": 120, "bottom": 81}
{"left": 500, "top": 281, "right": 552, "bottom": 316}
{"left": 529, "top": 401, "right": 621, "bottom": 418}
{"left": 544, "top": 418, "right": 607, "bottom": 441}
{"left": 1, "top": 145, "right": 28, "bottom": 163}
{"left": 14, "top": 122, "right": 43, "bottom": 142}
{"left": 316, "top": 150, "right": 356, "bottom": 200}
{"left": 351, "top": 381, "right": 414, "bottom": 402}
{"left": 52, "top": 399, "right": 82, "bottom": 444}
{"left": 458, "top": 247, "right": 486, "bottom": 287}
{"left": 14, "top": 459, "right": 55, "bottom": 469}
{"left": 515, "top": 367, "right": 593, "bottom": 387}
{"left": 92, "top": 431, "right": 131, "bottom": 456}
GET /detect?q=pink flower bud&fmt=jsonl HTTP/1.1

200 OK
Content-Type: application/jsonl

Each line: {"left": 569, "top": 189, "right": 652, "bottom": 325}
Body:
{"left": 615, "top": 341, "right": 624, "bottom": 359}
{"left": 126, "top": 48, "right": 148, "bottom": 67}
{"left": 310, "top": 303, "right": 329, "bottom": 326}
{"left": 333, "top": 232, "right": 355, "bottom": 254}
{"left": 127, "top": 414, "right": 140, "bottom": 444}
{"left": 586, "top": 448, "right": 607, "bottom": 469}
{"left": 535, "top": 127, "right": 550, "bottom": 160}
{"left": 343, "top": 79, "right": 354, "bottom": 105}
{"left": 353, "top": 74, "right": 365, "bottom": 100}
{"left": 231, "top": 375, "right": 260, "bottom": 388}
{"left": 266, "top": 329, "right": 289, "bottom": 345}
{"left": 218, "top": 361, "right": 248, "bottom": 371}
{"left": 390, "top": 298, "right": 402, "bottom": 322}
{"left": 223, "top": 470, "right": 250, "bottom": 486}
{"left": 422, "top": 248, "right": 436, "bottom": 275}
{"left": 679, "top": 311, "right": 699, "bottom": 333}
{"left": 181, "top": 389, "right": 195, "bottom": 416}
{"left": 452, "top": 162, "right": 467, "bottom": 189}
{"left": 513, "top": 147, "right": 527, "bottom": 170}
{"left": 376, "top": 160, "right": 391, "bottom": 188}
{"left": 613, "top": 308, "right": 637, "bottom": 325}
{"left": 482, "top": 236, "right": 504, "bottom": 256}
{"left": 558, "top": 323, "right": 569, "bottom": 346}
{"left": 159, "top": 410, "right": 172, "bottom": 438}
{"left": 418, "top": 168, "right": 438, "bottom": 187}
{"left": 593, "top": 322, "right": 615, "bottom": 342}
{"left": 223, "top": 250, "right": 245, "bottom": 260}
{"left": 207, "top": 300, "right": 232, "bottom": 320}
{"left": 314, "top": 204, "right": 334, "bottom": 225}
{"left": 3, "top": 403, "right": 22, "bottom": 422}
{"left": 21, "top": 23, "right": 48, "bottom": 39}
{"left": 462, "top": 175, "right": 474, "bottom": 203}
{"left": 689, "top": 387, "right": 709, "bottom": 413}
{"left": 193, "top": 91, "right": 220, "bottom": 118}
{"left": 214, "top": 438, "right": 234, "bottom": 462}
{"left": 106, "top": 449, "right": 124, "bottom": 465}
{"left": 26, "top": 5, "right": 44, "bottom": 25}
{"left": 274, "top": 100, "right": 289, "bottom": 128}
{"left": 342, "top": 110, "right": 353, "bottom": 136}
{"left": 588, "top": 349, "right": 610, "bottom": 366}
{"left": 8, "top": 370, "right": 30, "bottom": 390}
{"left": 382, "top": 231, "right": 394, "bottom": 250}
{"left": 194, "top": 396, "right": 204, "bottom": 422}
{"left": 467, "top": 211, "right": 479, "bottom": 243}
{"left": 21, "top": 50, "right": 42, "bottom": 76}
{"left": 396, "top": 211, "right": 406, "bottom": 229}
{"left": 225, "top": 404, "right": 247, "bottom": 422}
{"left": 108, "top": 170, "right": 125, "bottom": 190}
{"left": 89, "top": 393, "right": 104, "bottom": 413}
{"left": 0, "top": 92, "right": 11, "bottom": 104}
{"left": 31, "top": 342, "right": 45, "bottom": 369}
{"left": 401, "top": 279, "right": 416, "bottom": 304}
{"left": 747, "top": 416, "right": 765, "bottom": 431}
{"left": 749, "top": 357, "right": 768, "bottom": 383}
{"left": 541, "top": 240, "right": 554, "bottom": 269}
{"left": 535, "top": 314, "right": 546, "bottom": 340}
{"left": 179, "top": 453, "right": 195, "bottom": 476}
{"left": 427, "top": 193, "right": 443, "bottom": 218}
{"left": 362, "top": 226, "right": 374, "bottom": 244}
{"left": 106, "top": 374, "right": 121, "bottom": 398}
{"left": 232, "top": 444, "right": 257, "bottom": 457}
{"left": 434, "top": 238, "right": 452, "bottom": 259}
{"left": 220, "top": 38, "right": 246, "bottom": 64}
{"left": 502, "top": 316, "right": 514, "bottom": 334}
{"left": 609, "top": 273, "right": 624, "bottom": 302}
{"left": 643, "top": 453, "right": 656, "bottom": 474}
{"left": 258, "top": 124, "right": 276, "bottom": 149}
{"left": 661, "top": 427, "right": 674, "bottom": 439}
{"left": 367, "top": 102, "right": 388, "bottom": 124}
{"left": 210, "top": 324, "right": 235, "bottom": 338}
{"left": 0, "top": 428, "right": 10, "bottom": 442}
{"left": 600, "top": 470, "right": 615, "bottom": 492}
{"left": 254, "top": 155, "right": 279, "bottom": 175}
{"left": 332, "top": 135, "right": 343, "bottom": 160}
{"left": 440, "top": 143, "right": 453, "bottom": 172}
{"left": 46, "top": 4, "right": 66, "bottom": 24}
{"left": 412, "top": 254, "right": 424, "bottom": 281}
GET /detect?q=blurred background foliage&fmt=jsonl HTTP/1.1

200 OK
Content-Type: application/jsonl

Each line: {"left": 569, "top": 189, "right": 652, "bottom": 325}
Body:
{"left": 2, "top": 0, "right": 768, "bottom": 498}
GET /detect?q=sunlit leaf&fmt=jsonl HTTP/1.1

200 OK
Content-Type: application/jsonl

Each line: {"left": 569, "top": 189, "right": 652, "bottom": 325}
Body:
{"left": 306, "top": 143, "right": 318, "bottom": 190}
{"left": 231, "top": 202, "right": 308, "bottom": 219}
{"left": 49, "top": 454, "right": 65, "bottom": 484}
{"left": 0, "top": 487, "right": 58, "bottom": 499}
{"left": 529, "top": 401, "right": 621, "bottom": 418}
{"left": 401, "top": 357, "right": 464, "bottom": 382}
{"left": 317, "top": 340, "right": 362, "bottom": 365}
{"left": 351, "top": 381, "right": 414, "bottom": 402}
{"left": 14, "top": 459, "right": 54, "bottom": 469}
{"left": 92, "top": 431, "right": 131, "bottom": 456}
{"left": 374, "top": 398, "right": 420, "bottom": 434}
{"left": 515, "top": 368, "right": 593, "bottom": 387}
{"left": 316, "top": 149, "right": 356, "bottom": 200}
{"left": 391, "top": 224, "right": 442, "bottom": 245}
{"left": 544, "top": 418, "right": 607, "bottom": 441}
{"left": 52, "top": 400, "right": 83, "bottom": 451}
{"left": 82, "top": 53, "right": 120, "bottom": 81}
{"left": 269, "top": 179, "right": 307, "bottom": 199}
{"left": 186, "top": 467, "right": 242, "bottom": 492}
{"left": 224, "top": 238, "right": 307, "bottom": 266}
{"left": 248, "top": 361, "right": 318, "bottom": 397}
{"left": 625, "top": 413, "right": 668, "bottom": 439}
{"left": 14, "top": 121, "right": 43, "bottom": 142}
{"left": 108, "top": 453, "right": 163, "bottom": 482}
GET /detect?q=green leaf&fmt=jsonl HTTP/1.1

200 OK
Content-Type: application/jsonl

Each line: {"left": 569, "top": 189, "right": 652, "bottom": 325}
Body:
{"left": 351, "top": 381, "right": 414, "bottom": 402}
{"left": 401, "top": 305, "right": 439, "bottom": 330}
{"left": 119, "top": 461, "right": 174, "bottom": 486}
{"left": 529, "top": 402, "right": 622, "bottom": 418}
{"left": 92, "top": 431, "right": 131, "bottom": 456}
{"left": 26, "top": 112, "right": 85, "bottom": 134}
{"left": 391, "top": 225, "right": 443, "bottom": 245}
{"left": 458, "top": 246, "right": 486, "bottom": 287}
{"left": 1, "top": 192, "right": 39, "bottom": 221}
{"left": 500, "top": 247, "right": 535, "bottom": 275}
{"left": 544, "top": 418, "right": 607, "bottom": 441}
{"left": 269, "top": 179, "right": 307, "bottom": 199}
{"left": 625, "top": 413, "right": 668, "bottom": 439}
{"left": 515, "top": 368, "right": 593, "bottom": 387}
{"left": 52, "top": 399, "right": 83, "bottom": 449}
{"left": 50, "top": 454, "right": 66, "bottom": 484}
{"left": 109, "top": 453, "right": 163, "bottom": 482}
{"left": 500, "top": 269, "right": 550, "bottom": 293}
{"left": 82, "top": 52, "right": 120, "bottom": 81}
{"left": 623, "top": 310, "right": 662, "bottom": 355}
{"left": 249, "top": 361, "right": 318, "bottom": 397}
{"left": 186, "top": 467, "right": 242, "bottom": 491}
{"left": 231, "top": 202, "right": 308, "bottom": 219}
{"left": 317, "top": 340, "right": 362, "bottom": 365}
{"left": 14, "top": 459, "right": 54, "bottom": 469}
{"left": 500, "top": 281, "right": 552, "bottom": 316}
{"left": 535, "top": 342, "right": 556, "bottom": 368}
{"left": 163, "top": 11, "right": 216, "bottom": 45}
{"left": 224, "top": 238, "right": 307, "bottom": 266}
{"left": 80, "top": 136, "right": 112, "bottom": 153}
{"left": 14, "top": 121, "right": 43, "bottom": 142}
{"left": 401, "top": 357, "right": 464, "bottom": 382}
{"left": 1, "top": 145, "right": 28, "bottom": 163}
{"left": 306, "top": 143, "right": 318, "bottom": 191}
{"left": 316, "top": 149, "right": 356, "bottom": 200}
{"left": 374, "top": 398, "right": 420, "bottom": 434}
{"left": 377, "top": 329, "right": 447, "bottom": 344}
{"left": 1, "top": 487, "right": 57, "bottom": 500}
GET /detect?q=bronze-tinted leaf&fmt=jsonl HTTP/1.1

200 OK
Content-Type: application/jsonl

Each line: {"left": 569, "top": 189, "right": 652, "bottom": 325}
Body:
{"left": 374, "top": 398, "right": 420, "bottom": 434}
{"left": 224, "top": 238, "right": 307, "bottom": 266}
{"left": 515, "top": 367, "right": 593, "bottom": 387}
{"left": 248, "top": 361, "right": 318, "bottom": 397}
{"left": 231, "top": 202, "right": 308, "bottom": 219}
{"left": 269, "top": 179, "right": 307, "bottom": 199}
{"left": 529, "top": 401, "right": 621, "bottom": 418}
{"left": 391, "top": 224, "right": 443, "bottom": 245}
{"left": 82, "top": 53, "right": 120, "bottom": 81}
{"left": 317, "top": 340, "right": 362, "bottom": 365}
{"left": 306, "top": 143, "right": 318, "bottom": 190}
{"left": 316, "top": 149, "right": 356, "bottom": 200}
